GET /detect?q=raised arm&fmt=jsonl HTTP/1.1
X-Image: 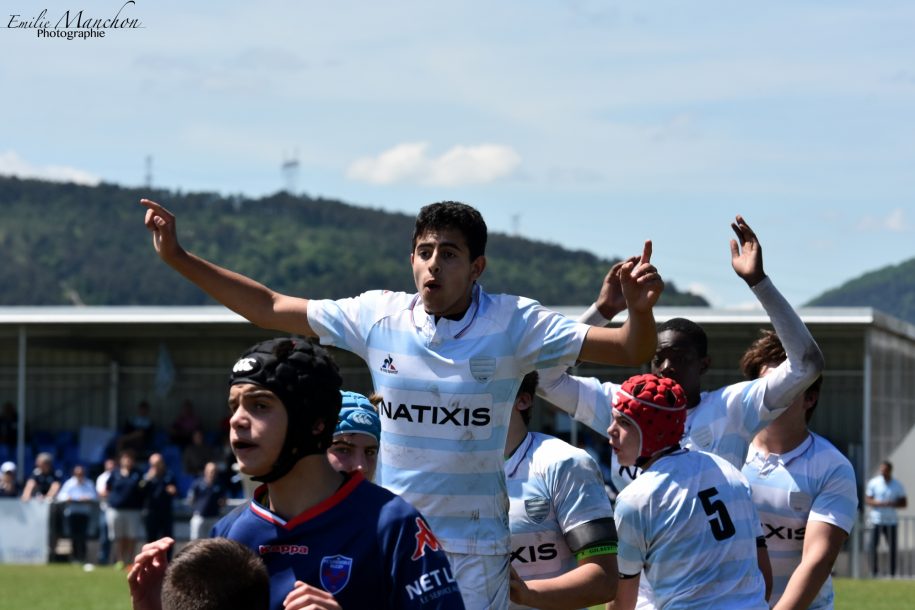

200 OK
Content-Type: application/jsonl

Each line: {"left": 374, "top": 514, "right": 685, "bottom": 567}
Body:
{"left": 579, "top": 242, "right": 661, "bottom": 366}
{"left": 141, "top": 199, "right": 315, "bottom": 336}
{"left": 731, "top": 216, "right": 824, "bottom": 412}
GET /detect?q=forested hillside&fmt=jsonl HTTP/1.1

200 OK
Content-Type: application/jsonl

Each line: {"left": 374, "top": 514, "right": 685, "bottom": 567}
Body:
{"left": 0, "top": 176, "right": 707, "bottom": 307}
{"left": 806, "top": 258, "right": 915, "bottom": 325}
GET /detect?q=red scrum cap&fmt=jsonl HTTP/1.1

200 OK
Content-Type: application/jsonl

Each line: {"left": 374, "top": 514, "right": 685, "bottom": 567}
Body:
{"left": 612, "top": 373, "right": 687, "bottom": 461}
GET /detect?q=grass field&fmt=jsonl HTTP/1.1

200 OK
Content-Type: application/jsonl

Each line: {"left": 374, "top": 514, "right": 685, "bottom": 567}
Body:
{"left": 0, "top": 564, "right": 913, "bottom": 609}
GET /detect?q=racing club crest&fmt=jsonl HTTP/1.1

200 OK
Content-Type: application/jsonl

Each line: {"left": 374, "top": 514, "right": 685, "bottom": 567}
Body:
{"left": 319, "top": 554, "right": 353, "bottom": 594}
{"left": 524, "top": 496, "right": 551, "bottom": 524}
{"left": 469, "top": 356, "right": 496, "bottom": 383}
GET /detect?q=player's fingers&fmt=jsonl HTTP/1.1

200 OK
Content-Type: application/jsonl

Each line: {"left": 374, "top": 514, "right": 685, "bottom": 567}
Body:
{"left": 640, "top": 240, "right": 652, "bottom": 264}
{"left": 729, "top": 238, "right": 739, "bottom": 259}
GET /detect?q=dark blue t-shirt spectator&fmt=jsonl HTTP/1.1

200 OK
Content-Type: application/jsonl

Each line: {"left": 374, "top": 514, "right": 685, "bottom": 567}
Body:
{"left": 189, "top": 478, "right": 226, "bottom": 517}
{"left": 107, "top": 468, "right": 145, "bottom": 509}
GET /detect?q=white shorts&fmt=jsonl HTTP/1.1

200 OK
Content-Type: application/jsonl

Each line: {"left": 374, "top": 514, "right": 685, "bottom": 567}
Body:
{"left": 106, "top": 507, "right": 143, "bottom": 541}
{"left": 446, "top": 551, "right": 509, "bottom": 610}
{"left": 189, "top": 514, "right": 219, "bottom": 540}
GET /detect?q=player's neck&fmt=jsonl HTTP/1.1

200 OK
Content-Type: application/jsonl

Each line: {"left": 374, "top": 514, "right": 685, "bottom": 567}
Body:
{"left": 265, "top": 455, "right": 346, "bottom": 520}
{"left": 754, "top": 420, "right": 809, "bottom": 456}
{"left": 504, "top": 419, "right": 529, "bottom": 459}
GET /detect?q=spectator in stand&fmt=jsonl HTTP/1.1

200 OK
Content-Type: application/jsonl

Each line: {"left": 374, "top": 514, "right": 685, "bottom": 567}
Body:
{"left": 866, "top": 460, "right": 908, "bottom": 577}
{"left": 0, "top": 401, "right": 17, "bottom": 448}
{"left": 57, "top": 464, "right": 98, "bottom": 564}
{"left": 169, "top": 399, "right": 202, "bottom": 448}
{"left": 0, "top": 461, "right": 19, "bottom": 497}
{"left": 187, "top": 461, "right": 227, "bottom": 540}
{"left": 182, "top": 430, "right": 218, "bottom": 477}
{"left": 107, "top": 450, "right": 146, "bottom": 567}
{"left": 117, "top": 401, "right": 156, "bottom": 459}
{"left": 21, "top": 452, "right": 62, "bottom": 501}
{"left": 142, "top": 453, "right": 177, "bottom": 557}
{"left": 95, "top": 458, "right": 116, "bottom": 565}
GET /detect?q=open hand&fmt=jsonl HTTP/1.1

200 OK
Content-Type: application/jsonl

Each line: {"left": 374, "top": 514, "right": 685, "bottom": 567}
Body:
{"left": 729, "top": 215, "right": 766, "bottom": 287}
{"left": 128, "top": 537, "right": 174, "bottom": 610}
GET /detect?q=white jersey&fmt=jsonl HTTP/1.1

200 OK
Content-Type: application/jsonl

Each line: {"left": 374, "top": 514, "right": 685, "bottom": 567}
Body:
{"left": 615, "top": 450, "right": 767, "bottom": 610}
{"left": 505, "top": 432, "right": 615, "bottom": 610}
{"left": 308, "top": 284, "right": 588, "bottom": 555}
{"left": 540, "top": 276, "right": 823, "bottom": 482}
{"left": 743, "top": 433, "right": 857, "bottom": 609}
{"left": 865, "top": 475, "right": 906, "bottom": 526}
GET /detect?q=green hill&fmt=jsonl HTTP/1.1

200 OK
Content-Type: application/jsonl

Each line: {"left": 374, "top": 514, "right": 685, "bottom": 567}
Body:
{"left": 0, "top": 176, "right": 707, "bottom": 307}
{"left": 806, "top": 258, "right": 915, "bottom": 325}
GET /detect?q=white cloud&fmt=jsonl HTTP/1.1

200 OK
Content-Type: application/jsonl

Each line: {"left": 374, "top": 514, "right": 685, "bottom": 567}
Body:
{"left": 857, "top": 208, "right": 910, "bottom": 233}
{"left": 0, "top": 151, "right": 100, "bottom": 186}
{"left": 686, "top": 282, "right": 718, "bottom": 306}
{"left": 346, "top": 142, "right": 521, "bottom": 187}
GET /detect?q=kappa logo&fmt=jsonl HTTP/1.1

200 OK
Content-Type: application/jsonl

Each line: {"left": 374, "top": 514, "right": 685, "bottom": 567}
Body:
{"left": 411, "top": 517, "right": 442, "bottom": 560}
{"left": 232, "top": 357, "right": 258, "bottom": 374}
{"left": 380, "top": 354, "right": 398, "bottom": 374}
{"left": 524, "top": 497, "right": 551, "bottom": 524}
{"left": 258, "top": 544, "right": 309, "bottom": 556}
{"left": 319, "top": 554, "right": 353, "bottom": 594}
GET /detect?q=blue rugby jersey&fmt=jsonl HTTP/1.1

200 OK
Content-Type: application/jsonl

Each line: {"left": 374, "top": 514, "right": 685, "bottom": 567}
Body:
{"left": 505, "top": 432, "right": 615, "bottom": 610}
{"left": 744, "top": 433, "right": 857, "bottom": 609}
{"left": 212, "top": 473, "right": 464, "bottom": 610}
{"left": 308, "top": 284, "right": 588, "bottom": 555}
{"left": 615, "top": 450, "right": 767, "bottom": 610}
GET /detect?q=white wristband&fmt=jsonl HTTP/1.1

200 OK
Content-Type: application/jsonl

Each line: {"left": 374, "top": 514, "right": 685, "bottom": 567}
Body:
{"left": 579, "top": 303, "right": 613, "bottom": 326}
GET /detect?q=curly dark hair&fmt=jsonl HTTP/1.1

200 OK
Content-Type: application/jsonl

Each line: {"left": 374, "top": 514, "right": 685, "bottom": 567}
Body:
{"left": 412, "top": 201, "right": 487, "bottom": 261}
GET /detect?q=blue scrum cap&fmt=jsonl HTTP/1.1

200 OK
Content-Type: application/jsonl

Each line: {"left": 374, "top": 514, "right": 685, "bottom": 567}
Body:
{"left": 336, "top": 391, "right": 381, "bottom": 442}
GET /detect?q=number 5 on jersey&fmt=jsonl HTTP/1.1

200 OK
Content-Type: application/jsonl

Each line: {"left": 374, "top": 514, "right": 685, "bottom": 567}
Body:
{"left": 698, "top": 487, "right": 736, "bottom": 541}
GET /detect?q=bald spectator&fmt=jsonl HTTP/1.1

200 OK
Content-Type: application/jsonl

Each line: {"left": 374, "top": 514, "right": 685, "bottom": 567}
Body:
{"left": 143, "top": 453, "right": 177, "bottom": 556}
{"left": 21, "top": 452, "right": 62, "bottom": 501}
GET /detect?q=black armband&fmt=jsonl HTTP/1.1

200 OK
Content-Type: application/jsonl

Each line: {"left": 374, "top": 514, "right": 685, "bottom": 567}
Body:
{"left": 756, "top": 535, "right": 767, "bottom": 549}
{"left": 564, "top": 517, "right": 618, "bottom": 553}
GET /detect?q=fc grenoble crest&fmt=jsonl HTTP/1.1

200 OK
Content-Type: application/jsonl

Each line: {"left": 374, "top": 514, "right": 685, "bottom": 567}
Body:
{"left": 469, "top": 356, "right": 496, "bottom": 383}
{"left": 319, "top": 554, "right": 353, "bottom": 594}
{"left": 524, "top": 497, "right": 551, "bottom": 524}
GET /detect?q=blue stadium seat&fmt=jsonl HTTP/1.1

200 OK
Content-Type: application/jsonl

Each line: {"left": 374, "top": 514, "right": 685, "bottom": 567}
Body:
{"left": 176, "top": 472, "right": 196, "bottom": 497}
{"left": 161, "top": 444, "right": 182, "bottom": 473}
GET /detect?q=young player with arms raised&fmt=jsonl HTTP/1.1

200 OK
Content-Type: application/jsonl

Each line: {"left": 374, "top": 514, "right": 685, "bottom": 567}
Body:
{"left": 741, "top": 331, "right": 857, "bottom": 610}
{"left": 142, "top": 199, "right": 662, "bottom": 609}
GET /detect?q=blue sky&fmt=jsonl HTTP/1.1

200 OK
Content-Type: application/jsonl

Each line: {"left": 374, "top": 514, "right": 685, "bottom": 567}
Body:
{"left": 2, "top": 0, "right": 913, "bottom": 308}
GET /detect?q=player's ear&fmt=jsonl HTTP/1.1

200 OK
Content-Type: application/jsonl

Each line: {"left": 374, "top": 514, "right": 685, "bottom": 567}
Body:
{"left": 470, "top": 255, "right": 486, "bottom": 281}
{"left": 513, "top": 391, "right": 533, "bottom": 412}
{"left": 698, "top": 355, "right": 711, "bottom": 376}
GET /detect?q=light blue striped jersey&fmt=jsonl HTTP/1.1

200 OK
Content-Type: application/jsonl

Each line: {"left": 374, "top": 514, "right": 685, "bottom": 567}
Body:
{"left": 505, "top": 432, "right": 614, "bottom": 610}
{"left": 743, "top": 433, "right": 857, "bottom": 609}
{"left": 308, "top": 285, "right": 588, "bottom": 555}
{"left": 615, "top": 450, "right": 768, "bottom": 610}
{"left": 540, "top": 374, "right": 787, "bottom": 487}
{"left": 865, "top": 475, "right": 906, "bottom": 526}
